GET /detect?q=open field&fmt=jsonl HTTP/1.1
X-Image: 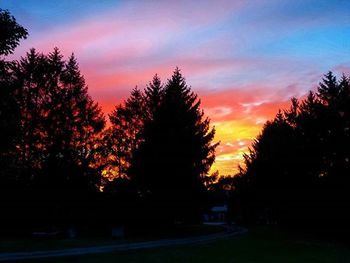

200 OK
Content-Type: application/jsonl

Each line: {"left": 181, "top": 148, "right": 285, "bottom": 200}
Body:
{"left": 20, "top": 226, "right": 350, "bottom": 263}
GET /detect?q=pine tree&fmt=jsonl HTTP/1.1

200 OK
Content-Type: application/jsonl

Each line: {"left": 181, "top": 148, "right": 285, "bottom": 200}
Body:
{"left": 130, "top": 68, "right": 217, "bottom": 224}
{"left": 0, "top": 59, "right": 22, "bottom": 185}
{"left": 235, "top": 71, "right": 350, "bottom": 229}
{"left": 0, "top": 9, "right": 28, "bottom": 56}
{"left": 318, "top": 71, "right": 339, "bottom": 105}
{"left": 105, "top": 75, "right": 166, "bottom": 182}
{"left": 43, "top": 52, "right": 105, "bottom": 189}
{"left": 144, "top": 74, "right": 163, "bottom": 119}
{"left": 0, "top": 9, "right": 27, "bottom": 166}
{"left": 15, "top": 48, "right": 49, "bottom": 179}
{"left": 107, "top": 87, "right": 146, "bottom": 179}
{"left": 11, "top": 49, "right": 105, "bottom": 190}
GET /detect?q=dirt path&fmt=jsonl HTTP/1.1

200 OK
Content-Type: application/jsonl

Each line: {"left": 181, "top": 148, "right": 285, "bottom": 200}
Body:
{"left": 0, "top": 226, "right": 247, "bottom": 261}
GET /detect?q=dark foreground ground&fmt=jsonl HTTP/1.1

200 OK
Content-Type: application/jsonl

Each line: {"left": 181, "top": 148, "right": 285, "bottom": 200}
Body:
{"left": 3, "top": 226, "right": 350, "bottom": 263}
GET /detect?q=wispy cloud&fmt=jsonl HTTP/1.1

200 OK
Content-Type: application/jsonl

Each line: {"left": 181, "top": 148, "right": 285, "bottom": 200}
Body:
{"left": 4, "top": 0, "right": 350, "bottom": 175}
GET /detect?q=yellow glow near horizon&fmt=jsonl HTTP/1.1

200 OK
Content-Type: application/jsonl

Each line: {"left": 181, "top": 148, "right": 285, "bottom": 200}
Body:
{"left": 100, "top": 119, "right": 263, "bottom": 179}
{"left": 210, "top": 120, "right": 262, "bottom": 176}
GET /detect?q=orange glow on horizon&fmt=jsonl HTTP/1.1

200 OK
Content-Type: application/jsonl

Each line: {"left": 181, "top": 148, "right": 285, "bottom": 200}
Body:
{"left": 209, "top": 120, "right": 262, "bottom": 175}
{"left": 6, "top": 0, "right": 350, "bottom": 178}
{"left": 98, "top": 88, "right": 291, "bottom": 177}
{"left": 199, "top": 89, "right": 292, "bottom": 176}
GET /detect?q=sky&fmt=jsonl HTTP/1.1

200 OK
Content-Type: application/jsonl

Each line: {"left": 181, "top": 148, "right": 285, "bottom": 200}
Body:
{"left": 2, "top": 0, "right": 350, "bottom": 175}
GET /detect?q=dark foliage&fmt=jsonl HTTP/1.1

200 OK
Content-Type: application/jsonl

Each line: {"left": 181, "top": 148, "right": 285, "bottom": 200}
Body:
{"left": 0, "top": 47, "right": 105, "bottom": 234}
{"left": 104, "top": 75, "right": 165, "bottom": 181}
{"left": 105, "top": 87, "right": 147, "bottom": 179}
{"left": 0, "top": 9, "right": 28, "bottom": 56}
{"left": 233, "top": 72, "right": 350, "bottom": 236}
{"left": 0, "top": 60, "right": 22, "bottom": 185}
{"left": 9, "top": 48, "right": 105, "bottom": 189}
{"left": 129, "top": 68, "right": 217, "bottom": 225}
{"left": 0, "top": 9, "right": 27, "bottom": 185}
{"left": 0, "top": 10, "right": 220, "bottom": 236}
{"left": 103, "top": 69, "right": 218, "bottom": 227}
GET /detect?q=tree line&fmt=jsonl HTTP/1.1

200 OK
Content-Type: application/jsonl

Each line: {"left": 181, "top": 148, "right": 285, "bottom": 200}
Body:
{"left": 213, "top": 71, "right": 350, "bottom": 237}
{"left": 2, "top": 9, "right": 350, "bottom": 238}
{"left": 0, "top": 9, "right": 217, "bottom": 235}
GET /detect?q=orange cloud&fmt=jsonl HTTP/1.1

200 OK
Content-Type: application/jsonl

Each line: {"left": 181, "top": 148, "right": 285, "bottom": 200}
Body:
{"left": 9, "top": 0, "right": 334, "bottom": 177}
{"left": 199, "top": 88, "right": 292, "bottom": 175}
{"left": 93, "top": 80, "right": 297, "bottom": 176}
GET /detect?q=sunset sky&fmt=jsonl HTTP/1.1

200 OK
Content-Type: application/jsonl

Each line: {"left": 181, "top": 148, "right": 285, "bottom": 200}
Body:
{"left": 3, "top": 0, "right": 350, "bottom": 175}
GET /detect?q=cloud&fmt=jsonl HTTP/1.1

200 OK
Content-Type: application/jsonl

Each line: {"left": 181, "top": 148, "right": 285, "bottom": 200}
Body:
{"left": 199, "top": 88, "right": 294, "bottom": 175}
{"left": 4, "top": 0, "right": 350, "bottom": 175}
{"left": 334, "top": 64, "right": 350, "bottom": 76}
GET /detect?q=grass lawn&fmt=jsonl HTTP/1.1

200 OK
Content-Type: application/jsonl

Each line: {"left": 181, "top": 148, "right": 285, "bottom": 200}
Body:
{"left": 26, "top": 226, "right": 350, "bottom": 263}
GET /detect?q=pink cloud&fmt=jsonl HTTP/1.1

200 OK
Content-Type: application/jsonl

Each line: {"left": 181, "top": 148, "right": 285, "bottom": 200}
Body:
{"left": 334, "top": 64, "right": 350, "bottom": 76}
{"left": 8, "top": 0, "right": 345, "bottom": 176}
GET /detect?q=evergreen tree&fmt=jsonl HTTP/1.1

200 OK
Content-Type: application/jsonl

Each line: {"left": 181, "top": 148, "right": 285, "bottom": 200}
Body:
{"left": 235, "top": 72, "right": 350, "bottom": 231}
{"left": 130, "top": 68, "right": 217, "bottom": 224}
{"left": 0, "top": 60, "right": 22, "bottom": 185}
{"left": 1, "top": 48, "right": 106, "bottom": 231}
{"left": 0, "top": 9, "right": 28, "bottom": 56}
{"left": 14, "top": 48, "right": 49, "bottom": 180}
{"left": 105, "top": 76, "right": 165, "bottom": 181}
{"left": 11, "top": 48, "right": 105, "bottom": 190}
{"left": 0, "top": 8, "right": 28, "bottom": 160}
{"left": 144, "top": 74, "right": 163, "bottom": 118}
{"left": 0, "top": 10, "right": 108, "bottom": 232}
{"left": 43, "top": 52, "right": 105, "bottom": 190}
{"left": 317, "top": 71, "right": 339, "bottom": 105}
{"left": 106, "top": 87, "right": 146, "bottom": 179}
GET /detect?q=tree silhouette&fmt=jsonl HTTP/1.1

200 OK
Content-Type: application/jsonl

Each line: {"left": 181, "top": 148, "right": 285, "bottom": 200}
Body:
{"left": 129, "top": 68, "right": 217, "bottom": 224}
{"left": 0, "top": 9, "right": 28, "bottom": 56}
{"left": 318, "top": 71, "right": 339, "bottom": 105}
{"left": 0, "top": 9, "right": 28, "bottom": 185}
{"left": 144, "top": 74, "right": 164, "bottom": 119}
{"left": 0, "top": 60, "right": 22, "bottom": 186}
{"left": 11, "top": 48, "right": 105, "bottom": 190}
{"left": 104, "top": 75, "right": 165, "bottom": 182}
{"left": 235, "top": 72, "right": 350, "bottom": 233}
{"left": 0, "top": 48, "right": 106, "bottom": 233}
{"left": 106, "top": 87, "right": 147, "bottom": 179}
